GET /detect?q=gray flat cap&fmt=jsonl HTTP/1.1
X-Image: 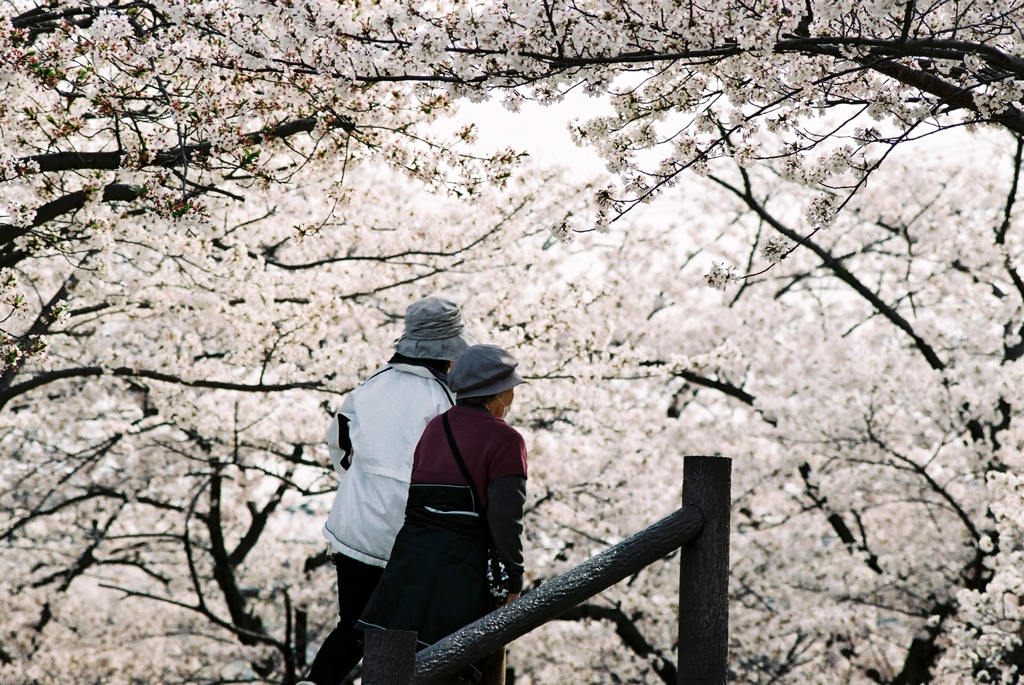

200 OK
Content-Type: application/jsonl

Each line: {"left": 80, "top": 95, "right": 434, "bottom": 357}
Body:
{"left": 449, "top": 344, "right": 525, "bottom": 399}
{"left": 394, "top": 296, "right": 477, "bottom": 361}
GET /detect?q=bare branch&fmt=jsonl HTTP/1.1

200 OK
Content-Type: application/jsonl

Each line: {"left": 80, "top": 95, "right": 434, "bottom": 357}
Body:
{"left": 555, "top": 602, "right": 677, "bottom": 685}
{"left": 709, "top": 172, "right": 947, "bottom": 371}
{"left": 20, "top": 116, "right": 354, "bottom": 175}
{"left": 0, "top": 366, "right": 336, "bottom": 412}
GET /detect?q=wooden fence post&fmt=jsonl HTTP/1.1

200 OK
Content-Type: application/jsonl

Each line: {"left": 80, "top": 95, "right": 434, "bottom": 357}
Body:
{"left": 362, "top": 629, "right": 417, "bottom": 685}
{"left": 678, "top": 456, "right": 732, "bottom": 685}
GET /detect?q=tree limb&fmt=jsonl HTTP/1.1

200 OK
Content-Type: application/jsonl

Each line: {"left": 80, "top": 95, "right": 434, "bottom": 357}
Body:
{"left": 0, "top": 366, "right": 333, "bottom": 412}
{"left": 798, "top": 462, "right": 883, "bottom": 574}
{"left": 227, "top": 481, "right": 289, "bottom": 567}
{"left": 206, "top": 471, "right": 265, "bottom": 645}
{"left": 555, "top": 602, "right": 677, "bottom": 685}
{"left": 20, "top": 116, "right": 353, "bottom": 175}
{"left": 673, "top": 368, "right": 756, "bottom": 406}
{"left": 709, "top": 172, "right": 947, "bottom": 371}
{"left": 1, "top": 482, "right": 180, "bottom": 542}
{"left": 0, "top": 184, "right": 140, "bottom": 250}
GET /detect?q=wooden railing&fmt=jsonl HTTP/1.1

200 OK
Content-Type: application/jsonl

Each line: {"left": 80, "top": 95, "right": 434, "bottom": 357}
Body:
{"left": 362, "top": 455, "right": 732, "bottom": 685}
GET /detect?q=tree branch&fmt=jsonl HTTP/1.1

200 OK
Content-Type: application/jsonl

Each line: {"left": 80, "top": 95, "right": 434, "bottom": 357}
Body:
{"left": 98, "top": 581, "right": 285, "bottom": 649}
{"left": 899, "top": 1, "right": 916, "bottom": 42}
{"left": 31, "top": 507, "right": 123, "bottom": 591}
{"left": 864, "top": 58, "right": 1024, "bottom": 136}
{"left": 0, "top": 184, "right": 140, "bottom": 249}
{"left": 997, "top": 136, "right": 1024, "bottom": 365}
{"left": 206, "top": 471, "right": 265, "bottom": 645}
{"left": 555, "top": 602, "right": 677, "bottom": 685}
{"left": 0, "top": 269, "right": 87, "bottom": 389}
{"left": 0, "top": 366, "right": 333, "bottom": 412}
{"left": 798, "top": 462, "right": 883, "bottom": 574}
{"left": 227, "top": 481, "right": 289, "bottom": 567}
{"left": 20, "top": 116, "right": 354, "bottom": 175}
{"left": 709, "top": 172, "right": 946, "bottom": 371}
{"left": 863, "top": 429, "right": 980, "bottom": 541}
{"left": 1, "top": 482, "right": 180, "bottom": 542}
{"left": 892, "top": 602, "right": 955, "bottom": 685}
{"left": 673, "top": 368, "right": 756, "bottom": 406}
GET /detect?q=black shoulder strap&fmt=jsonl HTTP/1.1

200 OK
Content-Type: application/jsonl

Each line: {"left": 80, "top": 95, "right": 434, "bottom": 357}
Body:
{"left": 441, "top": 412, "right": 507, "bottom": 595}
{"left": 442, "top": 412, "right": 483, "bottom": 514}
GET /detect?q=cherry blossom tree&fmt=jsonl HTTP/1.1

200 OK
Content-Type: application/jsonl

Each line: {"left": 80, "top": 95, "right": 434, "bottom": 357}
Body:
{"left": 0, "top": 159, "right": 601, "bottom": 683}
{"left": 3, "top": 1, "right": 1024, "bottom": 685}
{"left": 5, "top": 138, "right": 1024, "bottom": 685}
{"left": 5, "top": 0, "right": 1024, "bottom": 250}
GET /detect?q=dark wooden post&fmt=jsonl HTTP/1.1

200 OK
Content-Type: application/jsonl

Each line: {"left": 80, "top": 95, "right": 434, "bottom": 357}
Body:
{"left": 363, "top": 629, "right": 417, "bottom": 685}
{"left": 295, "top": 608, "right": 308, "bottom": 671}
{"left": 678, "top": 456, "right": 732, "bottom": 685}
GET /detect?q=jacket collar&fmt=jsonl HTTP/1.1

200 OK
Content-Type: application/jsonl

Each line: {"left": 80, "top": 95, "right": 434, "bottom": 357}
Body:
{"left": 387, "top": 361, "right": 450, "bottom": 384}
{"left": 387, "top": 353, "right": 448, "bottom": 383}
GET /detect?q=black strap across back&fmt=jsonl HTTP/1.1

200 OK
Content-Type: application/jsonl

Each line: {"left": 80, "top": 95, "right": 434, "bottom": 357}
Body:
{"left": 440, "top": 412, "right": 506, "bottom": 596}
{"left": 441, "top": 412, "right": 483, "bottom": 514}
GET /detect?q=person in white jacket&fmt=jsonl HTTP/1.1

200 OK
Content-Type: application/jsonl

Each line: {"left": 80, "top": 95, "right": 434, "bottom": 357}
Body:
{"left": 302, "top": 296, "right": 476, "bottom": 685}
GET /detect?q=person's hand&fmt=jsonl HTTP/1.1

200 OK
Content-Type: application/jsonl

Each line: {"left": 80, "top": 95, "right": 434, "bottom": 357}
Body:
{"left": 496, "top": 592, "right": 520, "bottom": 608}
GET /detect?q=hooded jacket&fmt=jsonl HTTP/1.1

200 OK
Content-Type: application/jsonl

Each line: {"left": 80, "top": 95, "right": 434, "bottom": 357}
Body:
{"left": 323, "top": 362, "right": 454, "bottom": 567}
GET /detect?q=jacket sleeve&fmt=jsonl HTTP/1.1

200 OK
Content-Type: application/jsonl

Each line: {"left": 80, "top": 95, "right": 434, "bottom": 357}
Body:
{"left": 487, "top": 475, "right": 527, "bottom": 594}
{"left": 326, "top": 414, "right": 353, "bottom": 475}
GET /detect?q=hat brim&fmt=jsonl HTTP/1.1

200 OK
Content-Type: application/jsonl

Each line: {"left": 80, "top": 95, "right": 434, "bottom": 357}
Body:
{"left": 455, "top": 370, "right": 526, "bottom": 399}
{"left": 395, "top": 329, "right": 478, "bottom": 361}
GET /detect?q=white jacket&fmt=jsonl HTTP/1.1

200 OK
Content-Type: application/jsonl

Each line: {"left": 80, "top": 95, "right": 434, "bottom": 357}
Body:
{"left": 323, "top": 362, "right": 454, "bottom": 567}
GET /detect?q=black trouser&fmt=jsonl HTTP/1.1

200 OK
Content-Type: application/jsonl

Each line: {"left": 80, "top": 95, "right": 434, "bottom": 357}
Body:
{"left": 305, "top": 553, "right": 385, "bottom": 685}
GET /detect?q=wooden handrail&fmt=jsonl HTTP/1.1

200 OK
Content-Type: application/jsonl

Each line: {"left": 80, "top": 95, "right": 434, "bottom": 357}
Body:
{"left": 415, "top": 504, "right": 705, "bottom": 683}
{"left": 361, "top": 455, "right": 732, "bottom": 685}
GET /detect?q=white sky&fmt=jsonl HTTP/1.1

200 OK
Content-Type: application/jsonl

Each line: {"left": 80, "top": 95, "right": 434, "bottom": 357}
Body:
{"left": 448, "top": 91, "right": 1006, "bottom": 176}
{"left": 446, "top": 92, "right": 612, "bottom": 176}
{"left": 441, "top": 90, "right": 1016, "bottom": 278}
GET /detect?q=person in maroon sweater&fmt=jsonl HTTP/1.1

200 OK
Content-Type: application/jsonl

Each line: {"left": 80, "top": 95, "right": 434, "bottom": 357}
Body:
{"left": 357, "top": 344, "right": 527, "bottom": 685}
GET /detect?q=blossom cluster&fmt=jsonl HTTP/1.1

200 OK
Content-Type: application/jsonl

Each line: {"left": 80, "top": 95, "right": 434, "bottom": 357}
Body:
{"left": 2, "top": 0, "right": 1024, "bottom": 683}
{"left": 704, "top": 262, "right": 737, "bottom": 291}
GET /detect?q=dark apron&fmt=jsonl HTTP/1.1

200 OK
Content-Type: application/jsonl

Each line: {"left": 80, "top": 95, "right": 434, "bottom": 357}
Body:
{"left": 356, "top": 484, "right": 494, "bottom": 651}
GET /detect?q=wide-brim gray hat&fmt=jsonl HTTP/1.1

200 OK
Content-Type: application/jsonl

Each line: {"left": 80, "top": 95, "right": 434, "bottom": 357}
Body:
{"left": 449, "top": 344, "right": 526, "bottom": 399}
{"left": 394, "top": 296, "right": 477, "bottom": 361}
